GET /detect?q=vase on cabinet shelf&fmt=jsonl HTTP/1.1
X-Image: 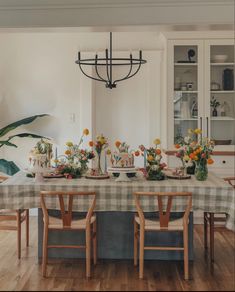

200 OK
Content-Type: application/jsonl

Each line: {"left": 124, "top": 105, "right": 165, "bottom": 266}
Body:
{"left": 195, "top": 160, "right": 208, "bottom": 181}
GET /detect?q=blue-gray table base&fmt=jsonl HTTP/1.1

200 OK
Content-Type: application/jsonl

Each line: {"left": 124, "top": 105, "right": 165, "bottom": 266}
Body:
{"left": 38, "top": 210, "right": 193, "bottom": 261}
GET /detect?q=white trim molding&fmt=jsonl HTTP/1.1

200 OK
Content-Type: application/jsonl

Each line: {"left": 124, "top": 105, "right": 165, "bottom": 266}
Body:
{"left": 0, "top": 0, "right": 233, "bottom": 28}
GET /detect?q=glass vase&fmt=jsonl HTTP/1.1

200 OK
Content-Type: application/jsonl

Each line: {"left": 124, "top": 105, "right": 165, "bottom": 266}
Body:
{"left": 96, "top": 152, "right": 103, "bottom": 175}
{"left": 147, "top": 164, "right": 165, "bottom": 181}
{"left": 195, "top": 161, "right": 208, "bottom": 181}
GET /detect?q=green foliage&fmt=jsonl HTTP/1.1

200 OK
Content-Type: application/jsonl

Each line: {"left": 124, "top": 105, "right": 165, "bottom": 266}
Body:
{"left": 0, "top": 114, "right": 49, "bottom": 175}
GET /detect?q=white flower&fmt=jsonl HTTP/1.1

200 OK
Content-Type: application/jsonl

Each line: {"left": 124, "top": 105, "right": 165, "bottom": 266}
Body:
{"left": 184, "top": 136, "right": 191, "bottom": 144}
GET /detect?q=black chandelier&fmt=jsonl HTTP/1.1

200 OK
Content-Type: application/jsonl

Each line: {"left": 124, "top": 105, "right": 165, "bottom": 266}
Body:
{"left": 75, "top": 32, "right": 147, "bottom": 89}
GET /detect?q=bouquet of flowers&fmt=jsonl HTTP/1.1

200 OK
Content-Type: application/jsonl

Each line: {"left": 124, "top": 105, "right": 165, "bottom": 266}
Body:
{"left": 56, "top": 128, "right": 95, "bottom": 179}
{"left": 174, "top": 128, "right": 214, "bottom": 180}
{"left": 89, "top": 134, "right": 109, "bottom": 175}
{"left": 139, "top": 139, "right": 166, "bottom": 180}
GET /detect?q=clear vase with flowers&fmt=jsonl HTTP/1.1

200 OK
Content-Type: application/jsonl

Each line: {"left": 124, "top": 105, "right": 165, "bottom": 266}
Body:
{"left": 139, "top": 139, "right": 166, "bottom": 180}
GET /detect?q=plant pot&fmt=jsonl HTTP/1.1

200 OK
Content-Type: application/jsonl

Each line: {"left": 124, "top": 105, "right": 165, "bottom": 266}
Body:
{"left": 212, "top": 108, "right": 218, "bottom": 117}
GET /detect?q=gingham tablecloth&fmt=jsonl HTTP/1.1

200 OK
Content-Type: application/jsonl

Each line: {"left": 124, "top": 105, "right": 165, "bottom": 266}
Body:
{"left": 0, "top": 171, "right": 234, "bottom": 231}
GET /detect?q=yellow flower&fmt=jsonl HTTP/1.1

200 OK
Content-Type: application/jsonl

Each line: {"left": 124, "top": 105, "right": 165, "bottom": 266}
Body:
{"left": 183, "top": 155, "right": 190, "bottom": 162}
{"left": 194, "top": 128, "right": 202, "bottom": 135}
{"left": 188, "top": 128, "right": 194, "bottom": 135}
{"left": 153, "top": 138, "right": 161, "bottom": 145}
{"left": 65, "top": 150, "right": 71, "bottom": 156}
{"left": 83, "top": 128, "right": 89, "bottom": 136}
{"left": 106, "top": 149, "right": 111, "bottom": 155}
{"left": 147, "top": 155, "right": 154, "bottom": 162}
{"left": 194, "top": 155, "right": 199, "bottom": 161}
{"left": 66, "top": 141, "right": 73, "bottom": 147}
{"left": 100, "top": 138, "right": 106, "bottom": 145}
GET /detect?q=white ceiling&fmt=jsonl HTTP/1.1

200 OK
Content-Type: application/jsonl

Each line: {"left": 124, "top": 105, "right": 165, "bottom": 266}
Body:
{"left": 0, "top": 0, "right": 233, "bottom": 29}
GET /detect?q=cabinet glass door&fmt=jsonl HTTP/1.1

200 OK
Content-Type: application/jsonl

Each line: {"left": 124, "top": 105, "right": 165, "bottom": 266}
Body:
{"left": 173, "top": 45, "right": 199, "bottom": 143}
{"left": 208, "top": 43, "right": 235, "bottom": 147}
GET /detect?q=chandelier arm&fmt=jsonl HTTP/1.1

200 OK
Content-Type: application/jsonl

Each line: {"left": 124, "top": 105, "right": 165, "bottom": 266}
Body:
{"left": 113, "top": 55, "right": 133, "bottom": 84}
{"left": 79, "top": 63, "right": 106, "bottom": 83}
{"left": 95, "top": 57, "right": 107, "bottom": 82}
{"left": 114, "top": 61, "right": 142, "bottom": 84}
{"left": 105, "top": 49, "right": 111, "bottom": 83}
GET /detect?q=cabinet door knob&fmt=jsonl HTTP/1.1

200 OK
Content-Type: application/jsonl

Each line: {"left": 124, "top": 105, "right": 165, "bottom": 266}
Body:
{"left": 222, "top": 160, "right": 226, "bottom": 164}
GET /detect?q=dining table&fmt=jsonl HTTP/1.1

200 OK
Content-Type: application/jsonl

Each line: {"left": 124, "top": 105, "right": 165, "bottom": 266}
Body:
{"left": 0, "top": 171, "right": 234, "bottom": 260}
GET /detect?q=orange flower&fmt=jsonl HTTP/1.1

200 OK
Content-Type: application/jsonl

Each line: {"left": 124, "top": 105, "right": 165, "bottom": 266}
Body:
{"left": 65, "top": 150, "right": 71, "bottom": 156}
{"left": 189, "top": 153, "right": 195, "bottom": 160}
{"left": 115, "top": 141, "right": 121, "bottom": 148}
{"left": 83, "top": 128, "right": 89, "bottom": 136}
{"left": 156, "top": 149, "right": 161, "bottom": 155}
{"left": 135, "top": 150, "right": 140, "bottom": 157}
{"left": 175, "top": 144, "right": 181, "bottom": 149}
{"left": 207, "top": 158, "right": 214, "bottom": 165}
{"left": 89, "top": 141, "right": 94, "bottom": 147}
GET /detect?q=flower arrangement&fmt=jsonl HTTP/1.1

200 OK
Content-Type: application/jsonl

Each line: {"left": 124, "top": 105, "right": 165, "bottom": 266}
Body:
{"left": 89, "top": 134, "right": 109, "bottom": 175}
{"left": 56, "top": 129, "right": 95, "bottom": 179}
{"left": 174, "top": 128, "right": 214, "bottom": 180}
{"left": 139, "top": 139, "right": 166, "bottom": 180}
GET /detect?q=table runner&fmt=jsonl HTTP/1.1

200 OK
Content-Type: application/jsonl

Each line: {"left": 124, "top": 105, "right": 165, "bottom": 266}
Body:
{"left": 0, "top": 171, "right": 234, "bottom": 231}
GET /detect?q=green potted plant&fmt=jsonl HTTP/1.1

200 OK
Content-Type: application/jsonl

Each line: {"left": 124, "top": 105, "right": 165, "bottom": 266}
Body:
{"left": 0, "top": 114, "right": 49, "bottom": 175}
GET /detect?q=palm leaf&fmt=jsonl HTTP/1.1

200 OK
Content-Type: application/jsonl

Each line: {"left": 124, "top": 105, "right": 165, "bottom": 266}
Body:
{"left": 0, "top": 114, "right": 49, "bottom": 138}
{"left": 0, "top": 141, "right": 17, "bottom": 148}
{"left": 8, "top": 133, "right": 49, "bottom": 140}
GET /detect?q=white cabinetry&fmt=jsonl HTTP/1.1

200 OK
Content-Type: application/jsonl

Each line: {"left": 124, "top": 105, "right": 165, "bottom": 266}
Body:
{"left": 165, "top": 33, "right": 235, "bottom": 176}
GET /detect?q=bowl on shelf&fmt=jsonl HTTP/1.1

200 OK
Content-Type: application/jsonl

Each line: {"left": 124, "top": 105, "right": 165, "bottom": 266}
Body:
{"left": 211, "top": 54, "right": 228, "bottom": 63}
{"left": 214, "top": 139, "right": 232, "bottom": 145}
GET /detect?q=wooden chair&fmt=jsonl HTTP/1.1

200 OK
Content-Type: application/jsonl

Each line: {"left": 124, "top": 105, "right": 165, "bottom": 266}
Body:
{"left": 0, "top": 175, "right": 29, "bottom": 259}
{"left": 204, "top": 177, "right": 235, "bottom": 263}
{"left": 40, "top": 191, "right": 97, "bottom": 278}
{"left": 133, "top": 191, "right": 192, "bottom": 280}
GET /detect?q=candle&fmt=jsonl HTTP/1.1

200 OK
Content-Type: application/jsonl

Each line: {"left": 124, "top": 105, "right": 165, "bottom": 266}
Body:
{"left": 55, "top": 147, "right": 58, "bottom": 167}
{"left": 105, "top": 152, "right": 107, "bottom": 174}
{"left": 144, "top": 149, "right": 147, "bottom": 169}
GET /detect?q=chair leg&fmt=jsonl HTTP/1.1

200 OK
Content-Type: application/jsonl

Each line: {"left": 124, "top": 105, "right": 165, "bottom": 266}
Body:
{"left": 86, "top": 226, "right": 91, "bottom": 278}
{"left": 204, "top": 212, "right": 208, "bottom": 250}
{"left": 134, "top": 220, "right": 138, "bottom": 267}
{"left": 26, "top": 209, "right": 29, "bottom": 247}
{"left": 139, "top": 227, "right": 145, "bottom": 279}
{"left": 209, "top": 213, "right": 215, "bottom": 263}
{"left": 16, "top": 211, "right": 21, "bottom": 260}
{"left": 42, "top": 226, "right": 49, "bottom": 277}
{"left": 93, "top": 221, "right": 97, "bottom": 266}
{"left": 183, "top": 225, "right": 189, "bottom": 280}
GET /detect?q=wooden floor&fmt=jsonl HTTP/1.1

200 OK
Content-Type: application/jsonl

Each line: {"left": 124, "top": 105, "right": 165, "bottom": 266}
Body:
{"left": 0, "top": 218, "right": 234, "bottom": 291}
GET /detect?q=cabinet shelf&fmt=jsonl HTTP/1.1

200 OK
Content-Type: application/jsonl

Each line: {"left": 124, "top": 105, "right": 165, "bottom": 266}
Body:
{"left": 174, "top": 63, "right": 198, "bottom": 66}
{"left": 211, "top": 117, "right": 235, "bottom": 121}
{"left": 211, "top": 62, "right": 234, "bottom": 66}
{"left": 174, "top": 118, "right": 197, "bottom": 121}
{"left": 174, "top": 91, "right": 198, "bottom": 94}
{"left": 211, "top": 91, "right": 235, "bottom": 94}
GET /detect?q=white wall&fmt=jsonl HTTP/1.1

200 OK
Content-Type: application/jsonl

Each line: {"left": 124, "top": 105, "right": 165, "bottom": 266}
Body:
{"left": 0, "top": 31, "right": 164, "bottom": 169}
{"left": 94, "top": 51, "right": 163, "bottom": 167}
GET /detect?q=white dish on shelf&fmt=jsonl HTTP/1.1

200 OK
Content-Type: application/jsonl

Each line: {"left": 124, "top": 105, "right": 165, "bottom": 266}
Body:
{"left": 211, "top": 54, "right": 228, "bottom": 63}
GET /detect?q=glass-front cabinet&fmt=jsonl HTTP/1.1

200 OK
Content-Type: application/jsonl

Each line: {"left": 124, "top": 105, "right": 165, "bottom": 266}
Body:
{"left": 205, "top": 39, "right": 235, "bottom": 149}
{"left": 168, "top": 40, "right": 204, "bottom": 145}
{"left": 167, "top": 38, "right": 235, "bottom": 150}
